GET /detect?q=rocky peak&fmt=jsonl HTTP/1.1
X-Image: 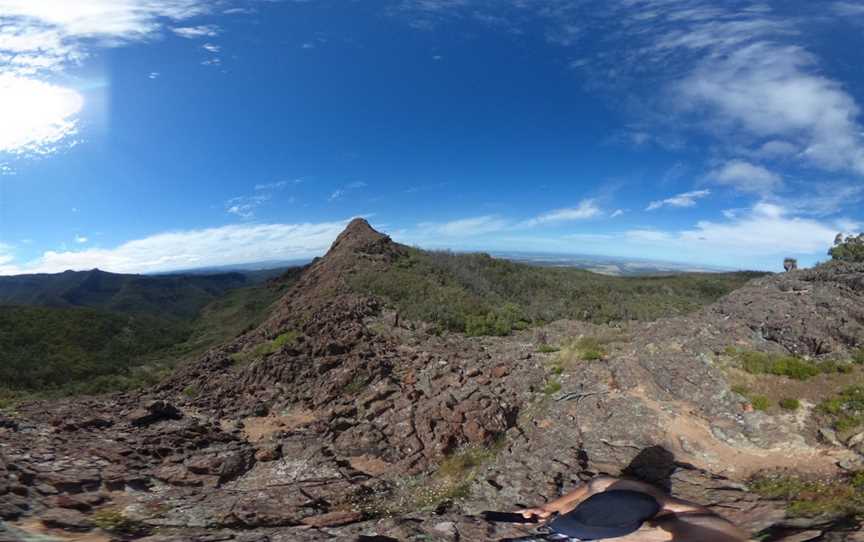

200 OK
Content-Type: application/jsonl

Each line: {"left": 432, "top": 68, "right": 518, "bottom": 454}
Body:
{"left": 326, "top": 218, "right": 392, "bottom": 257}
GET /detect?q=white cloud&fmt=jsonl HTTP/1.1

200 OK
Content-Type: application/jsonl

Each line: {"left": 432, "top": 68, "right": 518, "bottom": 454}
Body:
{"left": 172, "top": 25, "right": 221, "bottom": 39}
{"left": 755, "top": 140, "right": 799, "bottom": 159}
{"left": 833, "top": 2, "right": 864, "bottom": 17}
{"left": 202, "top": 43, "right": 221, "bottom": 53}
{"left": 707, "top": 160, "right": 782, "bottom": 194}
{"left": 148, "top": 71, "right": 160, "bottom": 79}
{"left": 255, "top": 179, "right": 301, "bottom": 191}
{"left": 646, "top": 189, "right": 710, "bottom": 211}
{"left": 520, "top": 199, "right": 602, "bottom": 227}
{"left": 418, "top": 215, "right": 509, "bottom": 237}
{"left": 74, "top": 235, "right": 88, "bottom": 244}
{"left": 0, "top": 243, "right": 14, "bottom": 266}
{"left": 627, "top": 203, "right": 859, "bottom": 257}
{"left": 610, "top": 209, "right": 625, "bottom": 218}
{"left": 0, "top": 0, "right": 229, "bottom": 155}
{"left": 677, "top": 41, "right": 864, "bottom": 175}
{"left": 0, "top": 74, "right": 83, "bottom": 154}
{"left": 329, "top": 181, "right": 367, "bottom": 201}
{"left": 301, "top": 42, "right": 315, "bottom": 49}
{"left": 0, "top": 221, "right": 350, "bottom": 275}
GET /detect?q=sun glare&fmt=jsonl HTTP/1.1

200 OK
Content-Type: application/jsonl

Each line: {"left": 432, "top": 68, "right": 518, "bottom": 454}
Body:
{"left": 0, "top": 74, "right": 84, "bottom": 154}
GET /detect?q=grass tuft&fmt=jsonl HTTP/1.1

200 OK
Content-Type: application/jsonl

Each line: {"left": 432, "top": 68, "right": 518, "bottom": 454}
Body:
{"left": 818, "top": 386, "right": 864, "bottom": 433}
{"left": 779, "top": 398, "right": 800, "bottom": 411}
{"left": 751, "top": 473, "right": 864, "bottom": 518}
{"left": 92, "top": 508, "right": 151, "bottom": 536}
{"left": 728, "top": 349, "right": 821, "bottom": 380}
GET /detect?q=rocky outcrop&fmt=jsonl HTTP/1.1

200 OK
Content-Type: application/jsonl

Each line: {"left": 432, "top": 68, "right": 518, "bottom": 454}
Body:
{"left": 3, "top": 220, "right": 864, "bottom": 541}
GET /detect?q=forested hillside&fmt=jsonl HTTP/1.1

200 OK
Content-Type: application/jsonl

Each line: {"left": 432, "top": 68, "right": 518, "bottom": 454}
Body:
{"left": 0, "top": 267, "right": 304, "bottom": 401}
{"left": 350, "top": 248, "right": 764, "bottom": 335}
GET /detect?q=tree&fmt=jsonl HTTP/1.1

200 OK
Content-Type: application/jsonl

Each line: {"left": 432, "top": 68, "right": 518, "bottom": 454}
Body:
{"left": 829, "top": 233, "right": 864, "bottom": 263}
{"left": 783, "top": 258, "right": 797, "bottom": 272}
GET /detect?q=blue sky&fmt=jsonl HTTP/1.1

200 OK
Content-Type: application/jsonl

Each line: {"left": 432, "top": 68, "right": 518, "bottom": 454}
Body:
{"left": 1, "top": 0, "right": 863, "bottom": 274}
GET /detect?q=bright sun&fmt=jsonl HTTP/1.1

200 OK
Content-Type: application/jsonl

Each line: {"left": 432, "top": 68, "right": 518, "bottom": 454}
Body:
{"left": 0, "top": 74, "right": 84, "bottom": 155}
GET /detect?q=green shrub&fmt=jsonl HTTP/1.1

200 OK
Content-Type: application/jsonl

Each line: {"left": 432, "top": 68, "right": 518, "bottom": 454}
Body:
{"left": 537, "top": 344, "right": 559, "bottom": 353}
{"left": 734, "top": 350, "right": 820, "bottom": 380}
{"left": 751, "top": 395, "right": 771, "bottom": 411}
{"left": 182, "top": 385, "right": 199, "bottom": 399}
{"left": 550, "top": 365, "right": 564, "bottom": 375}
{"left": 779, "top": 398, "right": 800, "bottom": 411}
{"left": 819, "top": 386, "right": 864, "bottom": 432}
{"left": 751, "top": 473, "right": 864, "bottom": 518}
{"left": 730, "top": 384, "right": 749, "bottom": 396}
{"left": 343, "top": 375, "right": 368, "bottom": 395}
{"left": 92, "top": 509, "right": 150, "bottom": 536}
{"left": 852, "top": 349, "right": 864, "bottom": 365}
{"left": 819, "top": 360, "right": 854, "bottom": 374}
{"left": 543, "top": 379, "right": 562, "bottom": 395}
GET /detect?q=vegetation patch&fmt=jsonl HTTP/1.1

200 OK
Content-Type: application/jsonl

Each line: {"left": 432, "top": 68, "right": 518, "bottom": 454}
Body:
{"left": 343, "top": 374, "right": 369, "bottom": 395}
{"left": 751, "top": 472, "right": 864, "bottom": 518}
{"left": 553, "top": 335, "right": 615, "bottom": 369}
{"left": 751, "top": 395, "right": 771, "bottom": 411}
{"left": 348, "top": 248, "right": 762, "bottom": 336}
{"left": 92, "top": 508, "right": 151, "bottom": 537}
{"left": 543, "top": 378, "right": 562, "bottom": 396}
{"left": 357, "top": 443, "right": 501, "bottom": 517}
{"left": 818, "top": 386, "right": 864, "bottom": 433}
{"left": 779, "top": 398, "right": 801, "bottom": 411}
{"left": 852, "top": 348, "right": 864, "bottom": 365}
{"left": 232, "top": 330, "right": 300, "bottom": 365}
{"left": 536, "top": 344, "right": 559, "bottom": 354}
{"left": 727, "top": 349, "right": 821, "bottom": 380}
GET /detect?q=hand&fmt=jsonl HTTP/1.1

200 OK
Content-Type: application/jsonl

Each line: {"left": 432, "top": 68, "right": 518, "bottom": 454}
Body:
{"left": 514, "top": 507, "right": 554, "bottom": 521}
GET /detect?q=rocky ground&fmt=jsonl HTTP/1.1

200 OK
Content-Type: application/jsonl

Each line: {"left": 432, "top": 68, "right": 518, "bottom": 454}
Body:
{"left": 3, "top": 219, "right": 864, "bottom": 541}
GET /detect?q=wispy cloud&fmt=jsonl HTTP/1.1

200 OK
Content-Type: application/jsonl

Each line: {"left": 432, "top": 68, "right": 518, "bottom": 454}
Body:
{"left": 0, "top": 221, "right": 350, "bottom": 275}
{"left": 202, "top": 43, "right": 221, "bottom": 53}
{"left": 627, "top": 203, "right": 859, "bottom": 257}
{"left": 172, "top": 25, "right": 221, "bottom": 39}
{"left": 329, "top": 181, "right": 368, "bottom": 201}
{"left": 646, "top": 189, "right": 711, "bottom": 211}
{"left": 255, "top": 179, "right": 302, "bottom": 191}
{"left": 74, "top": 235, "right": 88, "bottom": 244}
{"left": 832, "top": 1, "right": 864, "bottom": 17}
{"left": 520, "top": 199, "right": 602, "bottom": 227}
{"left": 391, "top": 1, "right": 864, "bottom": 215}
{"left": 226, "top": 179, "right": 298, "bottom": 219}
{"left": 706, "top": 160, "right": 782, "bottom": 194}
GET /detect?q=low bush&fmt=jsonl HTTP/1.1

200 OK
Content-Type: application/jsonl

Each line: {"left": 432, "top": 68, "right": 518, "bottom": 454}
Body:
{"left": 92, "top": 509, "right": 151, "bottom": 536}
{"left": 358, "top": 443, "right": 501, "bottom": 516}
{"left": 751, "top": 395, "right": 771, "bottom": 411}
{"left": 543, "top": 379, "right": 562, "bottom": 395}
{"left": 779, "top": 398, "right": 800, "bottom": 411}
{"left": 819, "top": 360, "right": 854, "bottom": 374}
{"left": 536, "top": 344, "right": 559, "bottom": 354}
{"left": 732, "top": 350, "right": 820, "bottom": 380}
{"left": 751, "top": 472, "right": 864, "bottom": 518}
{"left": 818, "top": 386, "right": 864, "bottom": 432}
{"left": 852, "top": 348, "right": 864, "bottom": 365}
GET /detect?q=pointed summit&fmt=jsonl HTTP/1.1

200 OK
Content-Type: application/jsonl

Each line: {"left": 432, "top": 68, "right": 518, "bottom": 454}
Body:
{"left": 326, "top": 217, "right": 391, "bottom": 256}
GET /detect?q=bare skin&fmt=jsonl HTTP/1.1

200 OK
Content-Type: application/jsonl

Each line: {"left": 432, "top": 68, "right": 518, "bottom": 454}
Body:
{"left": 515, "top": 476, "right": 751, "bottom": 542}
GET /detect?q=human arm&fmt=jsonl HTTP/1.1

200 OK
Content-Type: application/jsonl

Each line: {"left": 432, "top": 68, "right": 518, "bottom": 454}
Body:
{"left": 515, "top": 476, "right": 621, "bottom": 520}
